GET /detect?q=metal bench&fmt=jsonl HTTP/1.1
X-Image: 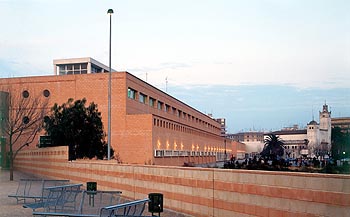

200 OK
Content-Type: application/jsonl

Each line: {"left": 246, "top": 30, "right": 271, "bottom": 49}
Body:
{"left": 100, "top": 198, "right": 151, "bottom": 217}
{"left": 32, "top": 197, "right": 154, "bottom": 217}
{"left": 23, "top": 183, "right": 83, "bottom": 211}
{"left": 8, "top": 178, "right": 70, "bottom": 204}
{"left": 32, "top": 189, "right": 122, "bottom": 216}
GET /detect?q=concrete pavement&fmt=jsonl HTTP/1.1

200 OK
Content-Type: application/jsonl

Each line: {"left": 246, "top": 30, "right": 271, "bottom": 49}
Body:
{"left": 0, "top": 169, "right": 191, "bottom": 217}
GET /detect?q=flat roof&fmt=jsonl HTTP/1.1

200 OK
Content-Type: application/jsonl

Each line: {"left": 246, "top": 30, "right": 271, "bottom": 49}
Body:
{"left": 332, "top": 117, "right": 350, "bottom": 121}
{"left": 266, "top": 129, "right": 307, "bottom": 135}
{"left": 53, "top": 57, "right": 116, "bottom": 72}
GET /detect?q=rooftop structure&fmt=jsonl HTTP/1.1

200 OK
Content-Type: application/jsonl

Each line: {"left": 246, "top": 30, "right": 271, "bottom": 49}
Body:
{"left": 227, "top": 131, "right": 264, "bottom": 143}
{"left": 53, "top": 57, "right": 116, "bottom": 75}
{"left": 215, "top": 118, "right": 227, "bottom": 137}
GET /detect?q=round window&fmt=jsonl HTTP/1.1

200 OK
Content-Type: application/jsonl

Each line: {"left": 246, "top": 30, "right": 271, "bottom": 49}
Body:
{"left": 43, "top": 89, "right": 50, "bottom": 97}
{"left": 22, "top": 90, "right": 29, "bottom": 98}
{"left": 23, "top": 116, "right": 30, "bottom": 124}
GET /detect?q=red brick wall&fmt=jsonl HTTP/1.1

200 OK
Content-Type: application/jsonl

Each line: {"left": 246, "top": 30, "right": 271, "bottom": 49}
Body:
{"left": 231, "top": 141, "right": 246, "bottom": 158}
{"left": 1, "top": 73, "right": 225, "bottom": 166}
{"left": 15, "top": 147, "right": 350, "bottom": 217}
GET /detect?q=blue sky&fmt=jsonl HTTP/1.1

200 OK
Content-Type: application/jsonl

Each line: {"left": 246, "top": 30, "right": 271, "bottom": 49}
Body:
{"left": 0, "top": 0, "right": 349, "bottom": 132}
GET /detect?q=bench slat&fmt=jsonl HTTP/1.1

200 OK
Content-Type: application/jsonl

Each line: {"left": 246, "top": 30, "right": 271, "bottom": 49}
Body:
{"left": 33, "top": 211, "right": 99, "bottom": 217}
{"left": 33, "top": 197, "right": 150, "bottom": 217}
{"left": 23, "top": 183, "right": 83, "bottom": 211}
{"left": 103, "top": 198, "right": 150, "bottom": 210}
{"left": 8, "top": 179, "right": 70, "bottom": 204}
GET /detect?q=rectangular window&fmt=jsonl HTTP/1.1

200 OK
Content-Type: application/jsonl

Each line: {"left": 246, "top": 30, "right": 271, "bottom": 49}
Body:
{"left": 73, "top": 64, "right": 80, "bottom": 71}
{"left": 59, "top": 65, "right": 66, "bottom": 75}
{"left": 155, "top": 150, "right": 164, "bottom": 157}
{"left": 139, "top": 93, "right": 147, "bottom": 104}
{"left": 149, "top": 97, "right": 155, "bottom": 107}
{"left": 157, "top": 101, "right": 163, "bottom": 110}
{"left": 92, "top": 66, "right": 102, "bottom": 73}
{"left": 165, "top": 150, "right": 173, "bottom": 156}
{"left": 66, "top": 64, "right": 73, "bottom": 74}
{"left": 177, "top": 110, "right": 181, "bottom": 117}
{"left": 127, "top": 88, "right": 136, "bottom": 99}
{"left": 67, "top": 64, "right": 73, "bottom": 71}
{"left": 165, "top": 104, "right": 170, "bottom": 112}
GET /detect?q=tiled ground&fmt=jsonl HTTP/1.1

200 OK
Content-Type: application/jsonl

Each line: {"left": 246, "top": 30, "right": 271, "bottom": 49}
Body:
{"left": 0, "top": 169, "right": 191, "bottom": 217}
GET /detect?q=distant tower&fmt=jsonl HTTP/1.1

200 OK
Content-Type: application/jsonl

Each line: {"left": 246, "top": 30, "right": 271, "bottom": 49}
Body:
{"left": 307, "top": 120, "right": 319, "bottom": 157}
{"left": 319, "top": 103, "right": 331, "bottom": 130}
{"left": 319, "top": 103, "right": 332, "bottom": 152}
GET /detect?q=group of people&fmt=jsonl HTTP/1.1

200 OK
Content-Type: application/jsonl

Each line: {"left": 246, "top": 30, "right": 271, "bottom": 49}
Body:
{"left": 223, "top": 155, "right": 330, "bottom": 170}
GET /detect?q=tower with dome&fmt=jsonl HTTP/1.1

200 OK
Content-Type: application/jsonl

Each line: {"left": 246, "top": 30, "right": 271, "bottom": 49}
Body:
{"left": 306, "top": 103, "right": 332, "bottom": 158}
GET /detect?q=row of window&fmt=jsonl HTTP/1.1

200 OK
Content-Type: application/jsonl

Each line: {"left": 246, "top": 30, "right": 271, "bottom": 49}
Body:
{"left": 58, "top": 63, "right": 108, "bottom": 75}
{"left": 128, "top": 87, "right": 220, "bottom": 132}
{"left": 246, "top": 135, "right": 263, "bottom": 138}
{"left": 22, "top": 89, "right": 51, "bottom": 98}
{"left": 245, "top": 139, "right": 262, "bottom": 142}
{"left": 333, "top": 124, "right": 350, "bottom": 129}
{"left": 154, "top": 150, "right": 217, "bottom": 157}
{"left": 59, "top": 63, "right": 88, "bottom": 75}
{"left": 153, "top": 118, "right": 218, "bottom": 139}
{"left": 286, "top": 145, "right": 306, "bottom": 150}
{"left": 20, "top": 150, "right": 65, "bottom": 156}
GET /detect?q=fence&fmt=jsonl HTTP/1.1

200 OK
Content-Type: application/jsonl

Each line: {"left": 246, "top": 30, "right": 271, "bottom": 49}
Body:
{"left": 15, "top": 146, "right": 350, "bottom": 217}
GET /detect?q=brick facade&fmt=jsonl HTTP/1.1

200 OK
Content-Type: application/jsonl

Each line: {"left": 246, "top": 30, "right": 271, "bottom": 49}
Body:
{"left": 0, "top": 72, "right": 227, "bottom": 166}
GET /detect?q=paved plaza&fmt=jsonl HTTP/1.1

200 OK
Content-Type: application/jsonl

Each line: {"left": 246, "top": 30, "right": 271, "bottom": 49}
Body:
{"left": 0, "top": 169, "right": 190, "bottom": 217}
{"left": 0, "top": 170, "right": 34, "bottom": 217}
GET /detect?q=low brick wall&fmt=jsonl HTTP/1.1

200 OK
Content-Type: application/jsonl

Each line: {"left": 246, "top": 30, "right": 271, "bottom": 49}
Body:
{"left": 15, "top": 146, "right": 350, "bottom": 217}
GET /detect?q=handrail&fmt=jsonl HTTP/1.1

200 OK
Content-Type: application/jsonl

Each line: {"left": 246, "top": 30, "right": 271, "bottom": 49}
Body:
{"left": 103, "top": 198, "right": 150, "bottom": 210}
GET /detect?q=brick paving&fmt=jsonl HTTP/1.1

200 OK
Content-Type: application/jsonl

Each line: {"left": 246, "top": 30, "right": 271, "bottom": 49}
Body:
{"left": 0, "top": 169, "right": 191, "bottom": 217}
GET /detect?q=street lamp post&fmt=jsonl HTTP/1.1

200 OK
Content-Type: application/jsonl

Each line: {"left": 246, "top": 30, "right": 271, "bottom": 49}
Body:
{"left": 107, "top": 9, "right": 113, "bottom": 160}
{"left": 224, "top": 139, "right": 227, "bottom": 162}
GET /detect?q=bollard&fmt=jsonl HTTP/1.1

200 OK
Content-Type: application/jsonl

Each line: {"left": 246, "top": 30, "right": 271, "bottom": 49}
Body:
{"left": 87, "top": 182, "right": 97, "bottom": 206}
{"left": 148, "top": 193, "right": 163, "bottom": 216}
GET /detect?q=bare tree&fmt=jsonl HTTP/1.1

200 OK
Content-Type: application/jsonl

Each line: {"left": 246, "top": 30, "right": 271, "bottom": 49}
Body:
{"left": 1, "top": 90, "right": 48, "bottom": 180}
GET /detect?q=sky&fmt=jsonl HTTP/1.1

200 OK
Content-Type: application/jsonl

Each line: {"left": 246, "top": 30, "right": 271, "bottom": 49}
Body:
{"left": 0, "top": 0, "right": 349, "bottom": 133}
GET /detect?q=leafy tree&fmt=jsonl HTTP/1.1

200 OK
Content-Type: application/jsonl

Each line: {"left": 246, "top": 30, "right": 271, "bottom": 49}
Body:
{"left": 261, "top": 134, "right": 285, "bottom": 160}
{"left": 331, "top": 127, "right": 350, "bottom": 160}
{"left": 44, "top": 98, "right": 111, "bottom": 160}
{"left": 0, "top": 90, "right": 48, "bottom": 181}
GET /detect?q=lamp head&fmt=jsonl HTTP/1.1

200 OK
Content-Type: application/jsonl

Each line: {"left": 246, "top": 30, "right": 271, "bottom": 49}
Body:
{"left": 107, "top": 9, "right": 114, "bottom": 14}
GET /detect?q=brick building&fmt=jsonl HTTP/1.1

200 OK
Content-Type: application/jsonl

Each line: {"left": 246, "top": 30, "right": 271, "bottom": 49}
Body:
{"left": 231, "top": 141, "right": 246, "bottom": 159}
{"left": 331, "top": 117, "right": 350, "bottom": 133}
{"left": 0, "top": 66, "right": 228, "bottom": 166}
{"left": 228, "top": 131, "right": 264, "bottom": 158}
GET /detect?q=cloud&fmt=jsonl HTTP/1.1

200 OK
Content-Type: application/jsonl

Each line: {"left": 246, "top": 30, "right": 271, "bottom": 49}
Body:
{"left": 168, "top": 84, "right": 350, "bottom": 132}
{"left": 0, "top": 0, "right": 349, "bottom": 91}
{"left": 134, "top": 58, "right": 349, "bottom": 90}
{"left": 129, "top": 61, "right": 191, "bottom": 73}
